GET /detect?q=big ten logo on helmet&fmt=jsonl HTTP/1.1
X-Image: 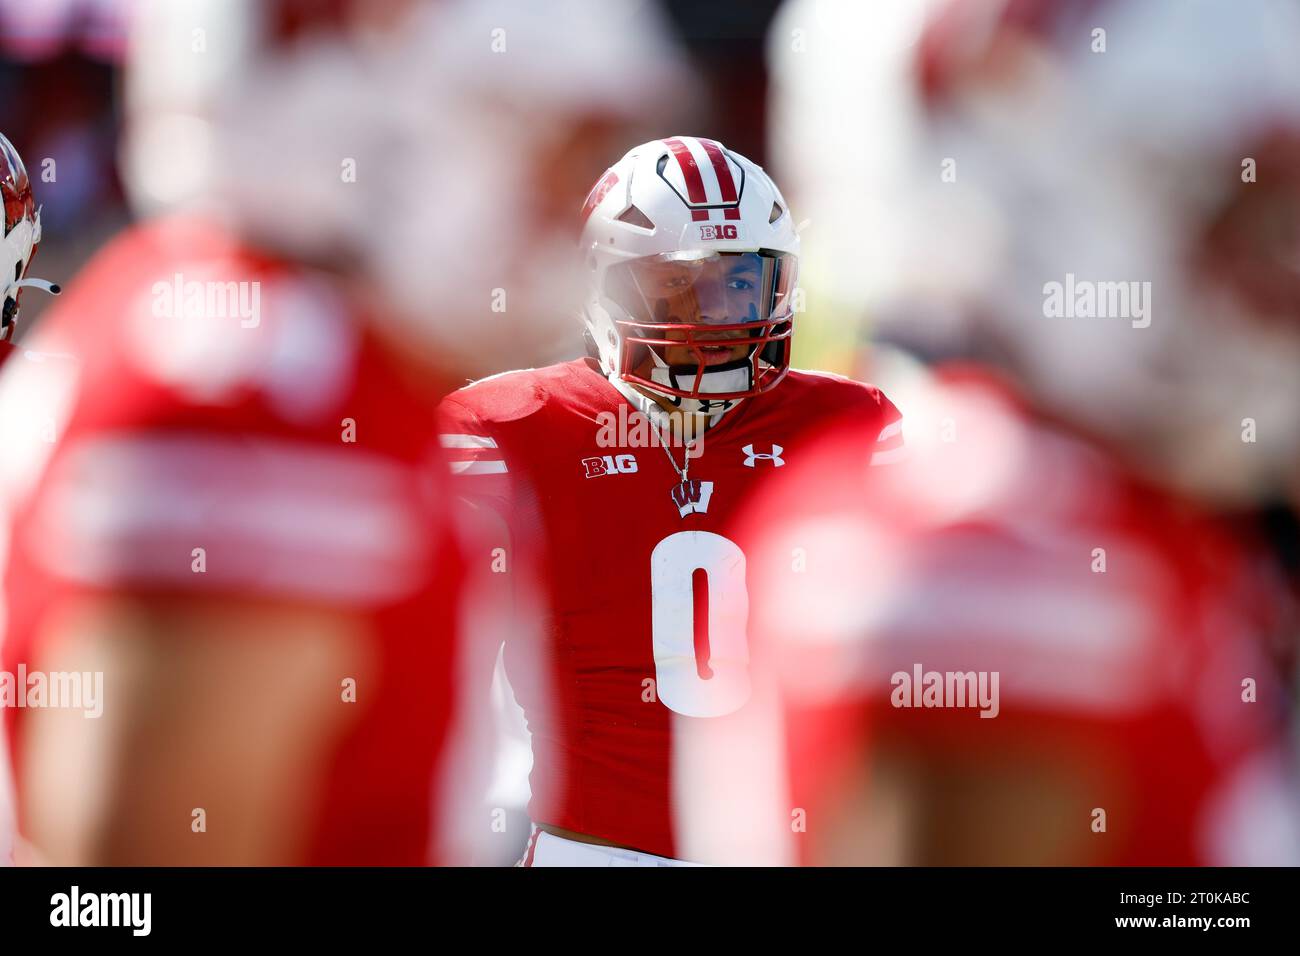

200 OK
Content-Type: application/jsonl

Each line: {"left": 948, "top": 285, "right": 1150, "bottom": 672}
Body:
{"left": 583, "top": 454, "right": 637, "bottom": 478}
{"left": 595, "top": 405, "right": 705, "bottom": 458}
{"left": 698, "top": 223, "right": 739, "bottom": 241}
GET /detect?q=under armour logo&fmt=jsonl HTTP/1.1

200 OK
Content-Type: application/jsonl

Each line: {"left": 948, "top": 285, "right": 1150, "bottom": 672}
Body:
{"left": 742, "top": 443, "right": 784, "bottom": 467}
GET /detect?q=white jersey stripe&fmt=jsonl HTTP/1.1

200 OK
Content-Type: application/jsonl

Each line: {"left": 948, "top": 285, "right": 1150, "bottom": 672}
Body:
{"left": 441, "top": 434, "right": 498, "bottom": 449}
{"left": 876, "top": 419, "right": 904, "bottom": 442}
{"left": 450, "top": 460, "right": 508, "bottom": 476}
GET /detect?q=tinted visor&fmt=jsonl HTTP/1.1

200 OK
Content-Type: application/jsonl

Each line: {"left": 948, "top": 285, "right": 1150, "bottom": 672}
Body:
{"left": 605, "top": 250, "right": 796, "bottom": 329}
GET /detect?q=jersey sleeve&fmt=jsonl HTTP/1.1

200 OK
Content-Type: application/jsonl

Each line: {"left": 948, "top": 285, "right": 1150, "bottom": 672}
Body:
{"left": 18, "top": 426, "right": 442, "bottom": 610}
{"left": 437, "top": 393, "right": 515, "bottom": 518}
{"left": 792, "top": 373, "right": 906, "bottom": 468}
{"left": 6, "top": 340, "right": 451, "bottom": 612}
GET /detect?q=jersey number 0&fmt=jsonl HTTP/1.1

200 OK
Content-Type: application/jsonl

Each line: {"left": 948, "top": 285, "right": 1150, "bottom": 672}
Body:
{"left": 650, "top": 531, "right": 751, "bottom": 717}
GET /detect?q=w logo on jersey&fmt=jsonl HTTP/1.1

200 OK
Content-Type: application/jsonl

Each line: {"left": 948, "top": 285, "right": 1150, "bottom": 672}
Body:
{"left": 671, "top": 479, "right": 714, "bottom": 517}
{"left": 742, "top": 443, "right": 784, "bottom": 467}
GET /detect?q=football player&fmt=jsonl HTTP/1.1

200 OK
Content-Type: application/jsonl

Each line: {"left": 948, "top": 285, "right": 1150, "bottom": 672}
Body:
{"left": 0, "top": 0, "right": 487, "bottom": 866}
{"left": 728, "top": 0, "right": 1300, "bottom": 865}
{"left": 0, "top": 132, "right": 61, "bottom": 370}
{"left": 736, "top": 365, "right": 1298, "bottom": 865}
{"left": 3, "top": 0, "right": 695, "bottom": 867}
{"left": 0, "top": 131, "right": 67, "bottom": 865}
{"left": 439, "top": 136, "right": 903, "bottom": 865}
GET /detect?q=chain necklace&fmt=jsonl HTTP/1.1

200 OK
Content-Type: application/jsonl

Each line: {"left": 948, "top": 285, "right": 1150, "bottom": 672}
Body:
{"left": 660, "top": 430, "right": 690, "bottom": 479}
{"left": 659, "top": 418, "right": 707, "bottom": 517}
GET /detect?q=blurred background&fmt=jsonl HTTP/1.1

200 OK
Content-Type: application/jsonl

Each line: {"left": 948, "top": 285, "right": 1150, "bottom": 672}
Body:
{"left": 3, "top": 0, "right": 1299, "bottom": 866}
{"left": 0, "top": 0, "right": 791, "bottom": 339}
{"left": 0, "top": 0, "right": 129, "bottom": 329}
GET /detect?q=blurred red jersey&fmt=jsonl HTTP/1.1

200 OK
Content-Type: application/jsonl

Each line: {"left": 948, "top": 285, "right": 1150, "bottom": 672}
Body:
{"left": 439, "top": 359, "right": 902, "bottom": 861}
{"left": 0, "top": 339, "right": 16, "bottom": 371}
{"left": 0, "top": 217, "right": 474, "bottom": 865}
{"left": 739, "top": 365, "right": 1298, "bottom": 865}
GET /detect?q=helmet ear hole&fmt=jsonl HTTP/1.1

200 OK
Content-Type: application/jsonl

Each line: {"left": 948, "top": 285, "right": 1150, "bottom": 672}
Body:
{"left": 769, "top": 202, "right": 785, "bottom": 224}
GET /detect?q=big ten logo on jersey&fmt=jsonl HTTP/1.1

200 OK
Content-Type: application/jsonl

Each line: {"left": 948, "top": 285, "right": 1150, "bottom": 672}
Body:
{"left": 582, "top": 454, "right": 638, "bottom": 478}
{"left": 699, "top": 223, "right": 739, "bottom": 241}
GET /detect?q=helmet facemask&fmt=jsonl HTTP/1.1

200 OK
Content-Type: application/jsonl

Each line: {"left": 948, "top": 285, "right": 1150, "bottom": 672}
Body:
{"left": 603, "top": 249, "right": 796, "bottom": 414}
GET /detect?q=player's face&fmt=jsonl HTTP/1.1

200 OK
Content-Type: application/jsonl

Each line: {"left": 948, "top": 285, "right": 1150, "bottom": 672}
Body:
{"left": 620, "top": 254, "right": 764, "bottom": 367}
{"left": 658, "top": 259, "right": 755, "bottom": 363}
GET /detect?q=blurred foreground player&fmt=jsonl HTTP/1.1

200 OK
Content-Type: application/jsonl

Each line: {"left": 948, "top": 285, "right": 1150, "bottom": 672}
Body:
{"left": 0, "top": 0, "right": 488, "bottom": 866}
{"left": 440, "top": 136, "right": 902, "bottom": 865}
{"left": 0, "top": 131, "right": 66, "bottom": 866}
{"left": 735, "top": 0, "right": 1300, "bottom": 865}
{"left": 739, "top": 364, "right": 1297, "bottom": 865}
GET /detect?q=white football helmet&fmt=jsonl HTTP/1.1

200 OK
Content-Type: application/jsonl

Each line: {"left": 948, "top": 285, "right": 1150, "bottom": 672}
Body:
{"left": 581, "top": 136, "right": 800, "bottom": 416}
{"left": 785, "top": 0, "right": 1300, "bottom": 504}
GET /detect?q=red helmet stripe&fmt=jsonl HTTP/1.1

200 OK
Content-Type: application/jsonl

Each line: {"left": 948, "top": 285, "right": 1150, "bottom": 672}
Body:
{"left": 664, "top": 137, "right": 711, "bottom": 221}
{"left": 699, "top": 139, "right": 742, "bottom": 221}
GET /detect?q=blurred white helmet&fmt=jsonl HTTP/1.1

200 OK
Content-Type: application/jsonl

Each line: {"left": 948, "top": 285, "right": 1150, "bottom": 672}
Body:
{"left": 824, "top": 0, "right": 1300, "bottom": 504}
{"left": 363, "top": 0, "right": 693, "bottom": 374}
{"left": 580, "top": 136, "right": 800, "bottom": 416}
{"left": 123, "top": 0, "right": 422, "bottom": 251}
{"left": 123, "top": 0, "right": 694, "bottom": 371}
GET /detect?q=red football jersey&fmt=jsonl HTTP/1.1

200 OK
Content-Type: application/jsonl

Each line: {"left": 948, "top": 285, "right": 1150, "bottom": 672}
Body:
{"left": 738, "top": 365, "right": 1298, "bottom": 865}
{"left": 439, "top": 358, "right": 902, "bottom": 861}
{"left": 0, "top": 339, "right": 16, "bottom": 371}
{"left": 0, "top": 217, "right": 476, "bottom": 865}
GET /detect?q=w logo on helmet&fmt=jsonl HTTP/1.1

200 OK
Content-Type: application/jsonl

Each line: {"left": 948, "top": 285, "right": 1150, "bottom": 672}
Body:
{"left": 742, "top": 444, "right": 784, "bottom": 467}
